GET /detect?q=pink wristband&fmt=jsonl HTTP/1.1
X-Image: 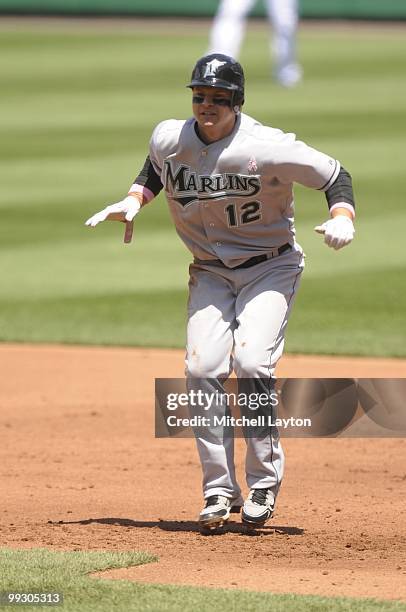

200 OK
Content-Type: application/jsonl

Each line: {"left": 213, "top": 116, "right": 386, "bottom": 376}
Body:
{"left": 330, "top": 202, "right": 355, "bottom": 218}
{"left": 128, "top": 184, "right": 155, "bottom": 203}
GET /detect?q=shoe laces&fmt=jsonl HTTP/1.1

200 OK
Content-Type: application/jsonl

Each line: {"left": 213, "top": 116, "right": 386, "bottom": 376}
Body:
{"left": 251, "top": 488, "right": 271, "bottom": 506}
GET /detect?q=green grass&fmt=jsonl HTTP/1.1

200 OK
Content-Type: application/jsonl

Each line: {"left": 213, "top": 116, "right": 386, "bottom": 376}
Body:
{"left": 1, "top": 548, "right": 405, "bottom": 612}
{"left": 0, "top": 22, "right": 405, "bottom": 355}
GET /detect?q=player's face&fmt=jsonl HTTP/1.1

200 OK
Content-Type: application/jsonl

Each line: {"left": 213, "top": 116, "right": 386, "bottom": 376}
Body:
{"left": 192, "top": 86, "right": 236, "bottom": 142}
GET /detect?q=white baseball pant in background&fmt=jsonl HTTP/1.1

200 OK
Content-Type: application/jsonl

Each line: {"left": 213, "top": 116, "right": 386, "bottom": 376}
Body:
{"left": 208, "top": 0, "right": 302, "bottom": 86}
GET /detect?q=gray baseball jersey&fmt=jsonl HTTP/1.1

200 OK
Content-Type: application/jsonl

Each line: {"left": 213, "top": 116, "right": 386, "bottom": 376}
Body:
{"left": 135, "top": 112, "right": 340, "bottom": 267}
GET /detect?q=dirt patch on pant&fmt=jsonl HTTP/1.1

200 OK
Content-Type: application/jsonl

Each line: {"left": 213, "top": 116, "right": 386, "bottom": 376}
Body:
{"left": 1, "top": 344, "right": 405, "bottom": 600}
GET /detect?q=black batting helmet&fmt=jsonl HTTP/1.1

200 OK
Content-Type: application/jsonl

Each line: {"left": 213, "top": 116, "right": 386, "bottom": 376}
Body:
{"left": 187, "top": 53, "right": 245, "bottom": 107}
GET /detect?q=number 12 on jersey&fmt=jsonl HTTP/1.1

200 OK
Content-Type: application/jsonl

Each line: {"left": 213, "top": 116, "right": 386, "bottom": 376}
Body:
{"left": 225, "top": 201, "right": 262, "bottom": 227}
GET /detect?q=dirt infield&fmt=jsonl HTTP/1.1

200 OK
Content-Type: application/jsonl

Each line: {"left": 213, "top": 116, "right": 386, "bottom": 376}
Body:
{"left": 1, "top": 344, "right": 405, "bottom": 601}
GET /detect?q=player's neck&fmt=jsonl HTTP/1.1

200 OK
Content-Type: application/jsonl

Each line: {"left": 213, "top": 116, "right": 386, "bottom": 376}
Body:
{"left": 195, "top": 116, "right": 237, "bottom": 144}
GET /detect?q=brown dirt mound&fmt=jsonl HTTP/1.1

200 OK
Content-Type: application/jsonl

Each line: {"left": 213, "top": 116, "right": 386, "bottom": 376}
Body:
{"left": 1, "top": 344, "right": 405, "bottom": 601}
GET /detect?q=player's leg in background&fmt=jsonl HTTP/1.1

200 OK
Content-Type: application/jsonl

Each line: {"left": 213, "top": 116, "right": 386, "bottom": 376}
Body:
{"left": 233, "top": 250, "right": 304, "bottom": 496}
{"left": 207, "top": 0, "right": 257, "bottom": 59}
{"left": 266, "top": 0, "right": 303, "bottom": 86}
{"left": 186, "top": 264, "right": 242, "bottom": 503}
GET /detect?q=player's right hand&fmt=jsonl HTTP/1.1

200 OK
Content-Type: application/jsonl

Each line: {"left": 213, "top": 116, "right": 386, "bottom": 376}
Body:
{"left": 85, "top": 195, "right": 141, "bottom": 243}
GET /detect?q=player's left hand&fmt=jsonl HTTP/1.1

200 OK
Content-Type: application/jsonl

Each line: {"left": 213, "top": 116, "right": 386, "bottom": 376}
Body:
{"left": 85, "top": 195, "right": 141, "bottom": 243}
{"left": 314, "top": 215, "right": 355, "bottom": 250}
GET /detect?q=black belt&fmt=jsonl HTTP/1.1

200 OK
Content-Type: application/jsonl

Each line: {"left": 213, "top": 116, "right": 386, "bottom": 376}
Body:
{"left": 195, "top": 243, "right": 292, "bottom": 270}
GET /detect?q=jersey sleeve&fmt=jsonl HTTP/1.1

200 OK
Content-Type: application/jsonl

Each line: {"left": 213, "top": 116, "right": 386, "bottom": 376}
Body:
{"left": 148, "top": 121, "right": 166, "bottom": 178}
{"left": 272, "top": 136, "right": 340, "bottom": 191}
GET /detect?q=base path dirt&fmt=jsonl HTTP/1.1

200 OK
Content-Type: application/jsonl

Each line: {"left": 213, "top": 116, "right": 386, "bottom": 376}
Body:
{"left": 1, "top": 344, "right": 405, "bottom": 601}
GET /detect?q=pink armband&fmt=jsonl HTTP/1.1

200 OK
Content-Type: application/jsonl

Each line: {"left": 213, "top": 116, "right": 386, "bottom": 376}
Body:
{"left": 128, "top": 184, "right": 155, "bottom": 203}
{"left": 330, "top": 202, "right": 355, "bottom": 218}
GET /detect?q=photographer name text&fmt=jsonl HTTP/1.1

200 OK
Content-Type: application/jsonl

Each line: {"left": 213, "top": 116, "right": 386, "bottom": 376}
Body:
{"left": 166, "top": 415, "right": 311, "bottom": 428}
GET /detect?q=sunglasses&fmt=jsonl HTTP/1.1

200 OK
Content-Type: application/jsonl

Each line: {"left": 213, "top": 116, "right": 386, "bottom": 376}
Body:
{"left": 192, "top": 94, "right": 231, "bottom": 107}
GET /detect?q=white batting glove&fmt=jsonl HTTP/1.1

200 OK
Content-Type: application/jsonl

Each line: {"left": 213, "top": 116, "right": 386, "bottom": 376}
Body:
{"left": 314, "top": 215, "right": 355, "bottom": 250}
{"left": 85, "top": 195, "right": 141, "bottom": 243}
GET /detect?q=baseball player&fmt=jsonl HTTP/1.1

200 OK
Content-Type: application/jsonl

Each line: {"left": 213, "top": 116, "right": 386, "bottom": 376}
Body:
{"left": 86, "top": 54, "right": 355, "bottom": 530}
{"left": 208, "top": 0, "right": 302, "bottom": 87}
